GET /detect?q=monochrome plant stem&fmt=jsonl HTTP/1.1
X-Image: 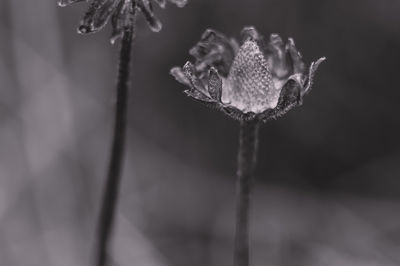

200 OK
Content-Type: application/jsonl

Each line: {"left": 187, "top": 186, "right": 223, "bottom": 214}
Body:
{"left": 95, "top": 27, "right": 134, "bottom": 266}
{"left": 234, "top": 119, "right": 260, "bottom": 266}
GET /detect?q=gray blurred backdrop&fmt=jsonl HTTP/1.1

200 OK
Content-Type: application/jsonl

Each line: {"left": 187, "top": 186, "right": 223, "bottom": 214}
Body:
{"left": 1, "top": 0, "right": 400, "bottom": 265}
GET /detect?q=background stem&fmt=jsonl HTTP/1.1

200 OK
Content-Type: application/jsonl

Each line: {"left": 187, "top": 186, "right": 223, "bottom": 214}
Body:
{"left": 95, "top": 28, "right": 134, "bottom": 266}
{"left": 234, "top": 119, "right": 260, "bottom": 266}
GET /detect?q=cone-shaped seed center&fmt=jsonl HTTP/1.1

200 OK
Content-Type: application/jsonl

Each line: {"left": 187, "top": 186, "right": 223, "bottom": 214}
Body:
{"left": 221, "top": 40, "right": 282, "bottom": 113}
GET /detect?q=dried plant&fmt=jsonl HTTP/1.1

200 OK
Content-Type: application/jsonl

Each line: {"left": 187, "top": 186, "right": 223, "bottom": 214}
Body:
{"left": 59, "top": 1, "right": 188, "bottom": 266}
{"left": 171, "top": 26, "right": 325, "bottom": 266}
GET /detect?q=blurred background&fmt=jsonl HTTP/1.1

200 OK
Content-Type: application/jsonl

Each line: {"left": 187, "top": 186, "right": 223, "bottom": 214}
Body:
{"left": 1, "top": 0, "right": 400, "bottom": 265}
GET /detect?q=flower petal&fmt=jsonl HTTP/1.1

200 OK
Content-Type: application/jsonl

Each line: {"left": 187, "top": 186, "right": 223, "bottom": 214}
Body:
{"left": 78, "top": 0, "right": 122, "bottom": 34}
{"left": 170, "top": 66, "right": 191, "bottom": 87}
{"left": 260, "top": 79, "right": 302, "bottom": 121}
{"left": 277, "top": 79, "right": 302, "bottom": 109}
{"left": 184, "top": 90, "right": 214, "bottom": 103}
{"left": 137, "top": 0, "right": 162, "bottom": 32}
{"left": 241, "top": 26, "right": 262, "bottom": 41}
{"left": 302, "top": 57, "right": 326, "bottom": 95}
{"left": 241, "top": 26, "right": 268, "bottom": 52}
{"left": 182, "top": 62, "right": 209, "bottom": 96}
{"left": 189, "top": 29, "right": 238, "bottom": 77}
{"left": 286, "top": 38, "right": 306, "bottom": 75}
{"left": 171, "top": 64, "right": 217, "bottom": 105}
{"left": 265, "top": 34, "right": 292, "bottom": 79}
{"left": 207, "top": 67, "right": 222, "bottom": 101}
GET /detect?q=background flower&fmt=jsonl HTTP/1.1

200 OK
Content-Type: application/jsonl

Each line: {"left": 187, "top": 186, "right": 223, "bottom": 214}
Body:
{"left": 59, "top": 0, "right": 188, "bottom": 42}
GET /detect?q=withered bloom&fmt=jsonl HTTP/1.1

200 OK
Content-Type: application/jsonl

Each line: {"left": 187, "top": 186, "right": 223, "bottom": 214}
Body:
{"left": 171, "top": 27, "right": 325, "bottom": 122}
{"left": 59, "top": 0, "right": 188, "bottom": 43}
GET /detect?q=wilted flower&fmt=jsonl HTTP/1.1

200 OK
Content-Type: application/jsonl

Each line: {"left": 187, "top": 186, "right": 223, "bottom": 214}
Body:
{"left": 58, "top": 0, "right": 188, "bottom": 43}
{"left": 171, "top": 27, "right": 325, "bottom": 121}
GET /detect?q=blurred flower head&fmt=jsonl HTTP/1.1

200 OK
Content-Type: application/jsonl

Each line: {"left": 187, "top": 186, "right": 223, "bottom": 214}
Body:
{"left": 58, "top": 0, "right": 188, "bottom": 43}
{"left": 171, "top": 27, "right": 325, "bottom": 121}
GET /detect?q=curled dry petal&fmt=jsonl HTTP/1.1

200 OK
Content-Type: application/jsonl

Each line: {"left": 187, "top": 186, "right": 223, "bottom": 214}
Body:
{"left": 172, "top": 68, "right": 221, "bottom": 112}
{"left": 286, "top": 38, "right": 306, "bottom": 74}
{"left": 190, "top": 29, "right": 239, "bottom": 76}
{"left": 137, "top": 0, "right": 162, "bottom": 32}
{"left": 170, "top": 66, "right": 191, "bottom": 87}
{"left": 260, "top": 80, "right": 302, "bottom": 121}
{"left": 302, "top": 57, "right": 326, "bottom": 96}
{"left": 182, "top": 61, "right": 210, "bottom": 97}
{"left": 207, "top": 68, "right": 222, "bottom": 101}
{"left": 77, "top": 0, "right": 120, "bottom": 34}
{"left": 184, "top": 89, "right": 214, "bottom": 103}
{"left": 241, "top": 27, "right": 263, "bottom": 43}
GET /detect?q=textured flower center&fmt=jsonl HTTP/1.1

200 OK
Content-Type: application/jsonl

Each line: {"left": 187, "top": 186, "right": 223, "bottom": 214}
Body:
{"left": 221, "top": 40, "right": 282, "bottom": 113}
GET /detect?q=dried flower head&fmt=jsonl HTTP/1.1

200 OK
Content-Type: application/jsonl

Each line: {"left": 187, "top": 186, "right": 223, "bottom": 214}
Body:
{"left": 59, "top": 0, "right": 188, "bottom": 43}
{"left": 171, "top": 27, "right": 326, "bottom": 121}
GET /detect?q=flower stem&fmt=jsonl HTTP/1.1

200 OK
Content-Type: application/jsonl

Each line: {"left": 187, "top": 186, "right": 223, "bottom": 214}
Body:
{"left": 95, "top": 27, "right": 134, "bottom": 266}
{"left": 234, "top": 119, "right": 260, "bottom": 266}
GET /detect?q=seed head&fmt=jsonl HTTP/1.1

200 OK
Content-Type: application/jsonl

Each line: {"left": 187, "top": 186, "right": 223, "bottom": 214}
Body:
{"left": 171, "top": 27, "right": 326, "bottom": 121}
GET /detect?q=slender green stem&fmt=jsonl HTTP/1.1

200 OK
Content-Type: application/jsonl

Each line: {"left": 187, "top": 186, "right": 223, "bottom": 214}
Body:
{"left": 95, "top": 27, "right": 134, "bottom": 266}
{"left": 234, "top": 119, "right": 260, "bottom": 266}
